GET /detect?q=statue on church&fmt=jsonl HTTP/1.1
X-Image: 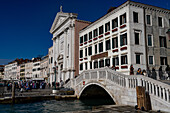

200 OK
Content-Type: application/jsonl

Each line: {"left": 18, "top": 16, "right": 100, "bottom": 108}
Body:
{"left": 60, "top": 6, "right": 63, "bottom": 12}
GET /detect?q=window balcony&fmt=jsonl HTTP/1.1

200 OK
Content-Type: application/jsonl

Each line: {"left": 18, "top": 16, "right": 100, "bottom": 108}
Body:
{"left": 112, "top": 28, "right": 118, "bottom": 32}
{"left": 98, "top": 34, "right": 103, "bottom": 38}
{"left": 120, "top": 46, "right": 127, "bottom": 51}
{"left": 120, "top": 24, "right": 126, "bottom": 29}
{"left": 112, "top": 49, "right": 118, "bottom": 53}
{"left": 121, "top": 65, "right": 128, "bottom": 69}
{"left": 105, "top": 31, "right": 110, "bottom": 36}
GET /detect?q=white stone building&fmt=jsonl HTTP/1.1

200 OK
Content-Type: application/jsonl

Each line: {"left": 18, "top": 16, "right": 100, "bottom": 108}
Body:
{"left": 48, "top": 46, "right": 54, "bottom": 84}
{"left": 79, "top": 1, "right": 148, "bottom": 75}
{"left": 4, "top": 62, "right": 18, "bottom": 80}
{"left": 25, "top": 62, "right": 33, "bottom": 80}
{"left": 50, "top": 8, "right": 90, "bottom": 82}
{"left": 40, "top": 55, "right": 49, "bottom": 82}
{"left": 32, "top": 58, "right": 41, "bottom": 80}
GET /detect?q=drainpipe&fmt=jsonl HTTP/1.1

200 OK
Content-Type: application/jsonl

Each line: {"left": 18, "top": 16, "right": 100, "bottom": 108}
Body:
{"left": 143, "top": 7, "right": 148, "bottom": 70}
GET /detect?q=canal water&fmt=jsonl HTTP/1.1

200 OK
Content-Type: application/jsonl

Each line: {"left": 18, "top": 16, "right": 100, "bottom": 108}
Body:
{"left": 0, "top": 99, "right": 114, "bottom": 113}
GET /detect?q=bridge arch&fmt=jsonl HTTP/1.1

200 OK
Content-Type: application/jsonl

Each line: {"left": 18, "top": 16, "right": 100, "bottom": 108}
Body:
{"left": 78, "top": 82, "right": 117, "bottom": 105}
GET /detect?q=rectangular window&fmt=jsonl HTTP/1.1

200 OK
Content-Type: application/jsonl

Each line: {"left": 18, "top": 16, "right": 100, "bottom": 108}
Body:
{"left": 160, "top": 57, "right": 167, "bottom": 65}
{"left": 149, "top": 56, "right": 153, "bottom": 65}
{"left": 148, "top": 34, "right": 153, "bottom": 46}
{"left": 80, "top": 36, "right": 83, "bottom": 44}
{"left": 120, "top": 33, "right": 127, "bottom": 46}
{"left": 112, "top": 18, "right": 118, "bottom": 29}
{"left": 159, "top": 36, "right": 167, "bottom": 47}
{"left": 105, "top": 22, "right": 110, "bottom": 32}
{"left": 146, "top": 15, "right": 151, "bottom": 25}
{"left": 99, "top": 59, "right": 104, "bottom": 68}
{"left": 99, "top": 42, "right": 103, "bottom": 52}
{"left": 89, "top": 32, "right": 92, "bottom": 40}
{"left": 135, "top": 32, "right": 140, "bottom": 45}
{"left": 120, "top": 13, "right": 126, "bottom": 25}
{"left": 85, "top": 48, "right": 87, "bottom": 56}
{"left": 84, "top": 34, "right": 87, "bottom": 42}
{"left": 88, "top": 46, "right": 92, "bottom": 55}
{"left": 112, "top": 56, "right": 119, "bottom": 66}
{"left": 95, "top": 44, "right": 97, "bottom": 54}
{"left": 121, "top": 55, "right": 128, "bottom": 65}
{"left": 105, "top": 39, "right": 111, "bottom": 50}
{"left": 51, "top": 57, "right": 53, "bottom": 63}
{"left": 158, "top": 17, "right": 163, "bottom": 27}
{"left": 90, "top": 62, "right": 92, "bottom": 69}
{"left": 136, "top": 54, "right": 140, "bottom": 64}
{"left": 133, "top": 12, "right": 138, "bottom": 23}
{"left": 85, "top": 62, "right": 88, "bottom": 70}
{"left": 93, "top": 29, "right": 98, "bottom": 37}
{"left": 105, "top": 58, "right": 110, "bottom": 67}
{"left": 80, "top": 64, "right": 83, "bottom": 70}
{"left": 94, "top": 61, "right": 98, "bottom": 69}
{"left": 112, "top": 37, "right": 118, "bottom": 49}
{"left": 80, "top": 50, "right": 83, "bottom": 58}
{"left": 99, "top": 25, "right": 104, "bottom": 35}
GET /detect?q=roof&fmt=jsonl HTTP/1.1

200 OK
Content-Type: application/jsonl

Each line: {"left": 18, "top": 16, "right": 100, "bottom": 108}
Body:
{"left": 80, "top": 0, "right": 170, "bottom": 33}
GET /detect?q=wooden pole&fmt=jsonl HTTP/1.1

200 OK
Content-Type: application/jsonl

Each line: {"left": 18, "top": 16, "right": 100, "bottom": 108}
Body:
{"left": 12, "top": 81, "right": 15, "bottom": 104}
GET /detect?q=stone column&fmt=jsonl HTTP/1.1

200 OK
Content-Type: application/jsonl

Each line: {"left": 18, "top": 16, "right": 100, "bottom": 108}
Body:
{"left": 149, "top": 82, "right": 151, "bottom": 94}
{"left": 137, "top": 78, "right": 142, "bottom": 86}
{"left": 63, "top": 29, "right": 68, "bottom": 70}
{"left": 163, "top": 88, "right": 166, "bottom": 100}
{"left": 159, "top": 86, "right": 162, "bottom": 98}
{"left": 166, "top": 90, "right": 169, "bottom": 102}
{"left": 152, "top": 84, "right": 155, "bottom": 95}
{"left": 155, "top": 85, "right": 158, "bottom": 96}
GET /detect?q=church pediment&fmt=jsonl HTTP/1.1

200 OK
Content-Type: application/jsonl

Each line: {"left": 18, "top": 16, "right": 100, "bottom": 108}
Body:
{"left": 50, "top": 12, "right": 69, "bottom": 33}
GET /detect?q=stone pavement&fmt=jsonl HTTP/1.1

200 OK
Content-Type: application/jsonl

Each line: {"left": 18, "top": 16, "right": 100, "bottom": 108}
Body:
{"left": 67, "top": 105, "right": 165, "bottom": 113}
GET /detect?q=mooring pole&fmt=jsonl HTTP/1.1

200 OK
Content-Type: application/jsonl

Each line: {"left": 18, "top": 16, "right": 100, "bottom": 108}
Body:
{"left": 12, "top": 81, "right": 15, "bottom": 104}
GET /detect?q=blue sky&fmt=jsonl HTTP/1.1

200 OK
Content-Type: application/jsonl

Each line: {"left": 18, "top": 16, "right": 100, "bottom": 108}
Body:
{"left": 0, "top": 0, "right": 170, "bottom": 65}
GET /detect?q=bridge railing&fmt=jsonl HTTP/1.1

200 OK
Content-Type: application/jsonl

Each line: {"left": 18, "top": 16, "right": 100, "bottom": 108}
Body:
{"left": 65, "top": 67, "right": 170, "bottom": 104}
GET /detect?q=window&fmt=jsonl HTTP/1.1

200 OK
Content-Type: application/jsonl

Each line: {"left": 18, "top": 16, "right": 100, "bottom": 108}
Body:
{"left": 93, "top": 29, "right": 98, "bottom": 37}
{"left": 99, "top": 25, "right": 104, "bottom": 35}
{"left": 148, "top": 34, "right": 153, "bottom": 46}
{"left": 120, "top": 33, "right": 127, "bottom": 46}
{"left": 51, "top": 57, "right": 53, "bottom": 63}
{"left": 133, "top": 12, "right": 138, "bottom": 23}
{"left": 160, "top": 57, "right": 167, "bottom": 65}
{"left": 120, "top": 13, "right": 126, "bottom": 25}
{"left": 112, "top": 37, "right": 118, "bottom": 49}
{"left": 80, "top": 36, "right": 83, "bottom": 44}
{"left": 95, "top": 44, "right": 97, "bottom": 54}
{"left": 99, "top": 42, "right": 103, "bottom": 52}
{"left": 84, "top": 34, "right": 87, "bottom": 42}
{"left": 159, "top": 36, "right": 167, "bottom": 47}
{"left": 135, "top": 32, "right": 140, "bottom": 45}
{"left": 94, "top": 61, "right": 98, "bottom": 69}
{"left": 90, "top": 62, "right": 92, "bottom": 69}
{"left": 121, "top": 55, "right": 128, "bottom": 65}
{"left": 105, "top": 58, "right": 110, "bottom": 67}
{"left": 80, "top": 64, "right": 83, "bottom": 70}
{"left": 149, "top": 56, "right": 153, "bottom": 65}
{"left": 105, "top": 22, "right": 110, "bottom": 32}
{"left": 99, "top": 60, "right": 104, "bottom": 68}
{"left": 146, "top": 15, "right": 151, "bottom": 25}
{"left": 89, "top": 32, "right": 92, "bottom": 40}
{"left": 112, "top": 18, "right": 118, "bottom": 29}
{"left": 85, "top": 48, "right": 87, "bottom": 56}
{"left": 112, "top": 56, "right": 119, "bottom": 66}
{"left": 158, "top": 17, "right": 163, "bottom": 27}
{"left": 88, "top": 46, "right": 92, "bottom": 55}
{"left": 85, "top": 62, "right": 88, "bottom": 70}
{"left": 136, "top": 54, "right": 140, "bottom": 64}
{"left": 106, "top": 39, "right": 111, "bottom": 50}
{"left": 80, "top": 50, "right": 83, "bottom": 58}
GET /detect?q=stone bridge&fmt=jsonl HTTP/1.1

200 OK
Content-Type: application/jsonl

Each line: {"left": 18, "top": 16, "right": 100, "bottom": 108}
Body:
{"left": 65, "top": 67, "right": 170, "bottom": 112}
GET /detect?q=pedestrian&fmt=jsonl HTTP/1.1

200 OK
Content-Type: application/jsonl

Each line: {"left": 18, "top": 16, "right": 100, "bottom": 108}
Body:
{"left": 142, "top": 70, "right": 147, "bottom": 76}
{"left": 165, "top": 65, "right": 170, "bottom": 79}
{"left": 159, "top": 66, "right": 163, "bottom": 80}
{"left": 147, "top": 67, "right": 151, "bottom": 78}
{"left": 136, "top": 68, "right": 142, "bottom": 75}
{"left": 130, "top": 65, "right": 134, "bottom": 75}
{"left": 152, "top": 67, "right": 157, "bottom": 80}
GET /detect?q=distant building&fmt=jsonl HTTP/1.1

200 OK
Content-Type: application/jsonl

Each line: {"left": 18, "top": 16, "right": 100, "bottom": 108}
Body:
{"left": 25, "top": 61, "right": 33, "bottom": 80}
{"left": 50, "top": 8, "right": 90, "bottom": 82}
{"left": 48, "top": 46, "right": 54, "bottom": 84}
{"left": 4, "top": 59, "right": 28, "bottom": 80}
{"left": 32, "top": 58, "right": 41, "bottom": 80}
{"left": 79, "top": 1, "right": 170, "bottom": 74}
{"left": 40, "top": 55, "right": 49, "bottom": 82}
